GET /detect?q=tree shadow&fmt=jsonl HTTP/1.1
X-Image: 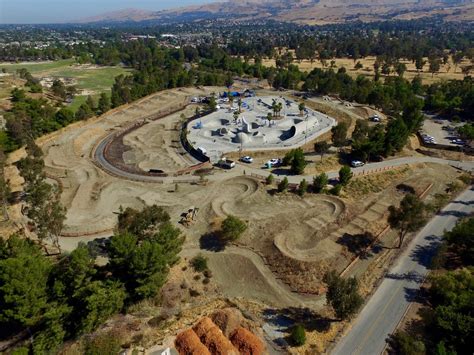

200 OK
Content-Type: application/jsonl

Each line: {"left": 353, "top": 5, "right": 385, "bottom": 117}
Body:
{"left": 404, "top": 287, "right": 422, "bottom": 302}
{"left": 385, "top": 271, "right": 424, "bottom": 283}
{"left": 410, "top": 239, "right": 441, "bottom": 269}
{"left": 263, "top": 307, "right": 333, "bottom": 333}
{"left": 437, "top": 210, "right": 470, "bottom": 218}
{"left": 337, "top": 232, "right": 379, "bottom": 259}
{"left": 396, "top": 183, "right": 416, "bottom": 194}
{"left": 199, "top": 232, "right": 227, "bottom": 252}
{"left": 450, "top": 200, "right": 474, "bottom": 206}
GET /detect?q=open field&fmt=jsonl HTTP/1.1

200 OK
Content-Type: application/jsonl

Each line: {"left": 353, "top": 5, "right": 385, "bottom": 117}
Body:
{"left": 262, "top": 56, "right": 471, "bottom": 84}
{"left": 0, "top": 59, "right": 131, "bottom": 110}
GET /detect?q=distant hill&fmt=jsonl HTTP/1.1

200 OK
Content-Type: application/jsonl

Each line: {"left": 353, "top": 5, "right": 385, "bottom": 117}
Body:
{"left": 75, "top": 0, "right": 474, "bottom": 25}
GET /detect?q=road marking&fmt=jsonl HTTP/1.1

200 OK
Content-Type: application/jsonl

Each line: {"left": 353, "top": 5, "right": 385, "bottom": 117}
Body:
{"left": 352, "top": 281, "right": 405, "bottom": 355}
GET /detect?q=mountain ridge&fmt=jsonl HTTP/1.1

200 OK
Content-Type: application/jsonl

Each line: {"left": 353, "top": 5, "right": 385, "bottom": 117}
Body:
{"left": 75, "top": 0, "right": 474, "bottom": 25}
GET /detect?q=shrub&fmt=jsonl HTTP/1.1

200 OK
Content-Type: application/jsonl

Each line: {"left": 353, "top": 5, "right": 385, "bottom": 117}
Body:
{"left": 290, "top": 325, "right": 306, "bottom": 346}
{"left": 266, "top": 174, "right": 275, "bottom": 185}
{"left": 83, "top": 331, "right": 122, "bottom": 355}
{"left": 221, "top": 215, "right": 247, "bottom": 241}
{"left": 329, "top": 184, "right": 342, "bottom": 196}
{"left": 278, "top": 177, "right": 289, "bottom": 193}
{"left": 191, "top": 254, "right": 208, "bottom": 272}
{"left": 298, "top": 179, "right": 308, "bottom": 197}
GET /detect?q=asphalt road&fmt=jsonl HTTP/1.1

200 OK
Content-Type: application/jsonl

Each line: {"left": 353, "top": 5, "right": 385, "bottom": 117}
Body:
{"left": 331, "top": 186, "right": 474, "bottom": 355}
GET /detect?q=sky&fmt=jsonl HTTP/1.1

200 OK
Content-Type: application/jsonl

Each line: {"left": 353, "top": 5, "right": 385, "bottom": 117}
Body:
{"left": 0, "top": 0, "right": 216, "bottom": 24}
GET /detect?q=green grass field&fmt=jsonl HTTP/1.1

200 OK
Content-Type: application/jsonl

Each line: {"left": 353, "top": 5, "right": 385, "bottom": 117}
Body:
{"left": 0, "top": 59, "right": 131, "bottom": 111}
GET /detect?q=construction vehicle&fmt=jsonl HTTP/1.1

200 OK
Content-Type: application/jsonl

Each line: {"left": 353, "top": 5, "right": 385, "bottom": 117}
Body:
{"left": 180, "top": 207, "right": 199, "bottom": 226}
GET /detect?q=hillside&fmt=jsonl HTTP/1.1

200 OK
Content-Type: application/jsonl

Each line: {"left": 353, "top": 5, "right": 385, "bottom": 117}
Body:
{"left": 76, "top": 0, "right": 474, "bottom": 25}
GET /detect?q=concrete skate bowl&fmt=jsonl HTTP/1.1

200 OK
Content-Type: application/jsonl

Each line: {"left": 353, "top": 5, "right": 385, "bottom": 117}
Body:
{"left": 273, "top": 196, "right": 347, "bottom": 262}
{"left": 279, "top": 125, "right": 296, "bottom": 141}
{"left": 211, "top": 177, "right": 260, "bottom": 218}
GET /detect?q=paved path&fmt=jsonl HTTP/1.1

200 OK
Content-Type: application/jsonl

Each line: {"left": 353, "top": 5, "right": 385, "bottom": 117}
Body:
{"left": 331, "top": 186, "right": 474, "bottom": 355}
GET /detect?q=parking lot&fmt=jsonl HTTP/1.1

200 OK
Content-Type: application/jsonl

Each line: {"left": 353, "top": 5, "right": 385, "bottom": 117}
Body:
{"left": 420, "top": 118, "right": 466, "bottom": 147}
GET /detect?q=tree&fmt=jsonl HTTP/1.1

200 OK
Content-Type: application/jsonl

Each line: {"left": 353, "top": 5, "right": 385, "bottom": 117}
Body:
{"left": 429, "top": 57, "right": 442, "bottom": 77}
{"left": 0, "top": 235, "right": 52, "bottom": 331}
{"left": 291, "top": 148, "right": 306, "bottom": 175}
{"left": 208, "top": 96, "right": 217, "bottom": 111}
{"left": 388, "top": 193, "right": 426, "bottom": 248}
{"left": 452, "top": 52, "right": 464, "bottom": 73}
{"left": 389, "top": 331, "right": 426, "bottom": 355}
{"left": 331, "top": 122, "right": 348, "bottom": 147}
{"left": 117, "top": 205, "right": 171, "bottom": 240}
{"left": 338, "top": 166, "right": 353, "bottom": 185}
{"left": 314, "top": 141, "right": 330, "bottom": 161}
{"left": 298, "top": 179, "right": 308, "bottom": 197}
{"left": 278, "top": 177, "right": 289, "bottom": 193}
{"left": 75, "top": 102, "right": 93, "bottom": 120}
{"left": 354, "top": 61, "right": 363, "bottom": 70}
{"left": 415, "top": 57, "right": 426, "bottom": 72}
{"left": 290, "top": 325, "right": 306, "bottom": 346}
{"left": 298, "top": 102, "right": 306, "bottom": 116}
{"left": 396, "top": 62, "right": 407, "bottom": 77}
{"left": 221, "top": 215, "right": 247, "bottom": 241}
{"left": 313, "top": 173, "right": 328, "bottom": 193}
{"left": 283, "top": 148, "right": 307, "bottom": 175}
{"left": 51, "top": 79, "right": 67, "bottom": 100}
{"left": 108, "top": 233, "right": 169, "bottom": 301}
{"left": 384, "top": 118, "right": 409, "bottom": 156}
{"left": 352, "top": 119, "right": 369, "bottom": 143}
{"left": 73, "top": 280, "right": 125, "bottom": 335}
{"left": 55, "top": 108, "right": 75, "bottom": 126}
{"left": 97, "top": 93, "right": 111, "bottom": 115}
{"left": 445, "top": 217, "right": 474, "bottom": 265}
{"left": 324, "top": 271, "right": 363, "bottom": 320}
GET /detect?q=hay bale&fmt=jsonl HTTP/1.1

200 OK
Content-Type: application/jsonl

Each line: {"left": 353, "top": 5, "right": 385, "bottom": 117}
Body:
{"left": 175, "top": 329, "right": 211, "bottom": 355}
{"left": 230, "top": 327, "right": 266, "bottom": 355}
{"left": 193, "top": 317, "right": 239, "bottom": 355}
{"left": 211, "top": 308, "right": 243, "bottom": 337}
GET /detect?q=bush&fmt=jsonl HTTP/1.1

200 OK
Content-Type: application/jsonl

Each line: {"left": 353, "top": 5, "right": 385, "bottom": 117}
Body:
{"left": 290, "top": 325, "right": 306, "bottom": 346}
{"left": 83, "top": 331, "right": 122, "bottom": 355}
{"left": 221, "top": 215, "right": 247, "bottom": 241}
{"left": 389, "top": 331, "right": 426, "bottom": 355}
{"left": 278, "top": 177, "right": 289, "bottom": 192}
{"left": 266, "top": 174, "right": 275, "bottom": 185}
{"left": 298, "top": 179, "right": 308, "bottom": 197}
{"left": 191, "top": 254, "right": 208, "bottom": 272}
{"left": 329, "top": 184, "right": 342, "bottom": 196}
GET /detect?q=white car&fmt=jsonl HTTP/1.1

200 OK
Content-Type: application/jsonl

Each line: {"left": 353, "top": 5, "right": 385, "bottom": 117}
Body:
{"left": 351, "top": 160, "right": 365, "bottom": 168}
{"left": 240, "top": 156, "right": 253, "bottom": 163}
{"left": 269, "top": 158, "right": 281, "bottom": 166}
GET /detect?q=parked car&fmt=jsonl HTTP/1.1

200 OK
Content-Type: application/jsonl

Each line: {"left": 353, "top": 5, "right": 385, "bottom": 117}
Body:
{"left": 240, "top": 156, "right": 253, "bottom": 163}
{"left": 217, "top": 158, "right": 235, "bottom": 169}
{"left": 269, "top": 158, "right": 281, "bottom": 166}
{"left": 351, "top": 160, "right": 365, "bottom": 168}
{"left": 369, "top": 114, "right": 380, "bottom": 122}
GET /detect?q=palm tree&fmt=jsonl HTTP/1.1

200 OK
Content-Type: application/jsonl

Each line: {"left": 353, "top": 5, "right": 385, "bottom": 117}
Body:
{"left": 277, "top": 102, "right": 283, "bottom": 117}
{"left": 267, "top": 112, "right": 273, "bottom": 126}
{"left": 238, "top": 98, "right": 242, "bottom": 113}
{"left": 271, "top": 99, "right": 277, "bottom": 118}
{"left": 299, "top": 102, "right": 306, "bottom": 116}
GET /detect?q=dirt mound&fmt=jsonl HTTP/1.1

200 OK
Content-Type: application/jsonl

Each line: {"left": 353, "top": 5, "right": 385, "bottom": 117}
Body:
{"left": 230, "top": 327, "right": 266, "bottom": 355}
{"left": 175, "top": 329, "right": 211, "bottom": 355}
{"left": 192, "top": 317, "right": 239, "bottom": 355}
{"left": 211, "top": 308, "right": 243, "bottom": 337}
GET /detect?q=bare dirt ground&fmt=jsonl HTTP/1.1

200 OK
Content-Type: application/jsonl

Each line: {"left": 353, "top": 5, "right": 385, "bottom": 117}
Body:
{"left": 3, "top": 84, "right": 470, "bottom": 354}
